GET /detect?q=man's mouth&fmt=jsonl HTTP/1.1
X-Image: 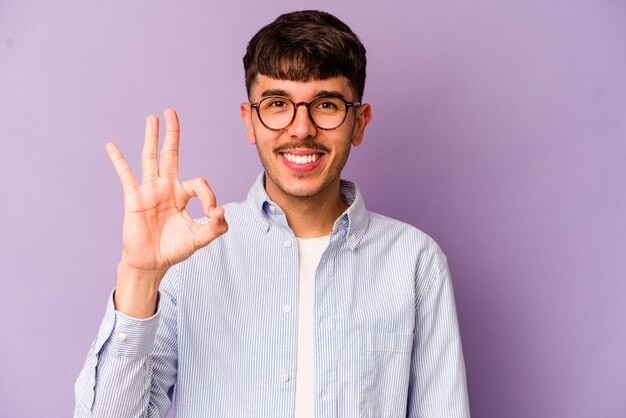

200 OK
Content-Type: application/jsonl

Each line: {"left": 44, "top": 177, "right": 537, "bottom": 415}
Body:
{"left": 282, "top": 152, "right": 321, "bottom": 165}
{"left": 278, "top": 149, "right": 325, "bottom": 172}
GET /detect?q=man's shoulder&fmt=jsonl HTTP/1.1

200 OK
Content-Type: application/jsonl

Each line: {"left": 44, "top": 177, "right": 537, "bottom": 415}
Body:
{"left": 365, "top": 210, "right": 446, "bottom": 259}
{"left": 366, "top": 210, "right": 431, "bottom": 239}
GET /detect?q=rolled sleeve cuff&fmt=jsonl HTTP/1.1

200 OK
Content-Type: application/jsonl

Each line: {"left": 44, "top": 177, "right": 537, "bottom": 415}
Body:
{"left": 101, "top": 290, "right": 161, "bottom": 357}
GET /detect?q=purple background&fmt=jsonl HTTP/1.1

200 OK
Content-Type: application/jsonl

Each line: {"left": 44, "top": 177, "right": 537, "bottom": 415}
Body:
{"left": 1, "top": 1, "right": 625, "bottom": 417}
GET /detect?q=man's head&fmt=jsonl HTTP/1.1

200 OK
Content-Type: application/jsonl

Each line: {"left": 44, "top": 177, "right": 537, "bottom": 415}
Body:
{"left": 240, "top": 11, "right": 371, "bottom": 206}
{"left": 243, "top": 10, "right": 367, "bottom": 102}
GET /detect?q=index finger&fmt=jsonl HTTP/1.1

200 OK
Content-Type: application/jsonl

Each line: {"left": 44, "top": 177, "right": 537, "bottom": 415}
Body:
{"left": 159, "top": 108, "right": 180, "bottom": 180}
{"left": 105, "top": 142, "right": 139, "bottom": 195}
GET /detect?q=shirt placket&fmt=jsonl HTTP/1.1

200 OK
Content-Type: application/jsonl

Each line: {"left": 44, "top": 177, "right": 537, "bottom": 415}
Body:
{"left": 314, "top": 228, "right": 347, "bottom": 418}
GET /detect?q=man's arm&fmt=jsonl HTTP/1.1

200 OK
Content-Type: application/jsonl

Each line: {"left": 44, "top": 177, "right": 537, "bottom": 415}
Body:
{"left": 74, "top": 109, "right": 227, "bottom": 416}
{"left": 74, "top": 269, "right": 178, "bottom": 417}
{"left": 406, "top": 252, "right": 471, "bottom": 417}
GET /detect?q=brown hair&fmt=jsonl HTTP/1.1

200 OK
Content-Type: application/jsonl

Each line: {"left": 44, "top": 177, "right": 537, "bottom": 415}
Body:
{"left": 243, "top": 10, "right": 367, "bottom": 101}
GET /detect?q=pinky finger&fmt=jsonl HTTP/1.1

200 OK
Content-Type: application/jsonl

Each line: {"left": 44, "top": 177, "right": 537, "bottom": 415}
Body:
{"left": 105, "top": 142, "right": 139, "bottom": 195}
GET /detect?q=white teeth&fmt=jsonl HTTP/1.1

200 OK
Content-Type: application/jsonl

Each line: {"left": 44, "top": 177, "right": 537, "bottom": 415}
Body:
{"left": 284, "top": 153, "right": 319, "bottom": 164}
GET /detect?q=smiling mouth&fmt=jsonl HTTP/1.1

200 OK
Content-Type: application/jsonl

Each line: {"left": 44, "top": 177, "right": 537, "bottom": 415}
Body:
{"left": 282, "top": 152, "right": 322, "bottom": 164}
{"left": 274, "top": 140, "right": 329, "bottom": 171}
{"left": 277, "top": 149, "right": 326, "bottom": 172}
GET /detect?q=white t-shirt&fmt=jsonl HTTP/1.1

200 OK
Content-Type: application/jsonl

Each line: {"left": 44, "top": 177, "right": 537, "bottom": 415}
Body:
{"left": 293, "top": 235, "right": 330, "bottom": 418}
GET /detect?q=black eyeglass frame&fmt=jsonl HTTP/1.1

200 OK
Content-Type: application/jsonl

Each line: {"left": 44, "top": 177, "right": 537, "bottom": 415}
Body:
{"left": 250, "top": 95, "right": 361, "bottom": 131}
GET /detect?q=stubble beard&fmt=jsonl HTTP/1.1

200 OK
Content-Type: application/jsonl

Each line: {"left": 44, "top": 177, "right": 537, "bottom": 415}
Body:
{"left": 255, "top": 141, "right": 352, "bottom": 201}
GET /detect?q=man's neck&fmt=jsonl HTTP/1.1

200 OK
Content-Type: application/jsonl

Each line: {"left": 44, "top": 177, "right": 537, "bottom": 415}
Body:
{"left": 265, "top": 178, "right": 349, "bottom": 238}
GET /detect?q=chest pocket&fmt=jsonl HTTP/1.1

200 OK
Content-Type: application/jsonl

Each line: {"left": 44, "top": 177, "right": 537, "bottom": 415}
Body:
{"left": 358, "top": 331, "right": 413, "bottom": 418}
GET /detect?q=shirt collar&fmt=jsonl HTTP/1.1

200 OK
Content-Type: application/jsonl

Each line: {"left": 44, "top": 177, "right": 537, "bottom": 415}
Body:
{"left": 246, "top": 172, "right": 370, "bottom": 250}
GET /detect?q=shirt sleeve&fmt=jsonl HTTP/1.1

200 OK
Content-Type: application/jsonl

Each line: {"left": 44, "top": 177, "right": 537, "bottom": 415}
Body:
{"left": 74, "top": 268, "right": 179, "bottom": 418}
{"left": 406, "top": 250, "right": 471, "bottom": 417}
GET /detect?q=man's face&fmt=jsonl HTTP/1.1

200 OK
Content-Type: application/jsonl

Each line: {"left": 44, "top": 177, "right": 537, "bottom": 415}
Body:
{"left": 240, "top": 75, "right": 371, "bottom": 203}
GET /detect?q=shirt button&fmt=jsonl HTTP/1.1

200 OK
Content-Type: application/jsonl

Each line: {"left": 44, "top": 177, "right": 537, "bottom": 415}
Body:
{"left": 89, "top": 377, "right": 96, "bottom": 387}
{"left": 283, "top": 305, "right": 292, "bottom": 313}
{"left": 284, "top": 239, "right": 292, "bottom": 248}
{"left": 270, "top": 205, "right": 277, "bottom": 213}
{"left": 348, "top": 234, "right": 357, "bottom": 242}
{"left": 321, "top": 388, "right": 327, "bottom": 400}
{"left": 280, "top": 372, "right": 290, "bottom": 382}
{"left": 115, "top": 332, "right": 127, "bottom": 342}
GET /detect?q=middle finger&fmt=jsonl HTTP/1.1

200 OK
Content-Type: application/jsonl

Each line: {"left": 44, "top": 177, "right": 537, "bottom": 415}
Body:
{"left": 141, "top": 114, "right": 159, "bottom": 183}
{"left": 159, "top": 108, "right": 180, "bottom": 180}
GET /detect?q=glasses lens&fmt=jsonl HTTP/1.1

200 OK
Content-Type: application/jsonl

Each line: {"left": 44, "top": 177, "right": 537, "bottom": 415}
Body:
{"left": 310, "top": 97, "right": 347, "bottom": 129}
{"left": 258, "top": 97, "right": 295, "bottom": 130}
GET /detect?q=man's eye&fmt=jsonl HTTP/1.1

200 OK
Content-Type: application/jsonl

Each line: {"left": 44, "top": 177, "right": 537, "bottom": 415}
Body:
{"left": 264, "top": 99, "right": 289, "bottom": 109}
{"left": 315, "top": 100, "right": 340, "bottom": 111}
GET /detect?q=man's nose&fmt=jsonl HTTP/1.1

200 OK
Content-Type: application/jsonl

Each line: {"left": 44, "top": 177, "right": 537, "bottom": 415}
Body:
{"left": 287, "top": 103, "right": 317, "bottom": 139}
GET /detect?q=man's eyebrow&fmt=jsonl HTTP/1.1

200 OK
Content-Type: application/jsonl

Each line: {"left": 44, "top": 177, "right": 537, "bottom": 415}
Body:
{"left": 259, "top": 89, "right": 349, "bottom": 101}
{"left": 314, "top": 90, "right": 347, "bottom": 100}
{"left": 261, "top": 89, "right": 289, "bottom": 98}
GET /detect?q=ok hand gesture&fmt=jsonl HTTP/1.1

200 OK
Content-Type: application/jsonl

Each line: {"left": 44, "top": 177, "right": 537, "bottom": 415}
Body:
{"left": 106, "top": 109, "right": 228, "bottom": 317}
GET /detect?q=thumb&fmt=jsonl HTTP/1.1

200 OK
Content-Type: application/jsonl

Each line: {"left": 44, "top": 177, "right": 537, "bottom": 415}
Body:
{"left": 192, "top": 206, "right": 228, "bottom": 249}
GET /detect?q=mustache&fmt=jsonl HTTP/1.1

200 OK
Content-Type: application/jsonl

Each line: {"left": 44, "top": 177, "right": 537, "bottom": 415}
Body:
{"left": 274, "top": 140, "right": 330, "bottom": 154}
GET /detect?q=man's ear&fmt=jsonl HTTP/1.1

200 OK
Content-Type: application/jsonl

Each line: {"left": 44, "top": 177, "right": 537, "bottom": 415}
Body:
{"left": 240, "top": 102, "right": 256, "bottom": 144}
{"left": 351, "top": 103, "right": 372, "bottom": 146}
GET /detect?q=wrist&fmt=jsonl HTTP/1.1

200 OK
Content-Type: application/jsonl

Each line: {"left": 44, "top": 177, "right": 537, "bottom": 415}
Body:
{"left": 114, "top": 261, "right": 166, "bottom": 318}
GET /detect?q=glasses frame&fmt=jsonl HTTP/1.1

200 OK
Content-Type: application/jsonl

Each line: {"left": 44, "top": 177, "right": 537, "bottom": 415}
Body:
{"left": 250, "top": 95, "right": 361, "bottom": 131}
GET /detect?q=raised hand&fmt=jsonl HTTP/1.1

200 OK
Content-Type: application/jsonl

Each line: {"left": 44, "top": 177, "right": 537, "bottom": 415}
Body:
{"left": 106, "top": 109, "right": 228, "bottom": 317}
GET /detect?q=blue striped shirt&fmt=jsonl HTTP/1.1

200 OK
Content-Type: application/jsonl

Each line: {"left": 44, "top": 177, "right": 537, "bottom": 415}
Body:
{"left": 74, "top": 174, "right": 470, "bottom": 417}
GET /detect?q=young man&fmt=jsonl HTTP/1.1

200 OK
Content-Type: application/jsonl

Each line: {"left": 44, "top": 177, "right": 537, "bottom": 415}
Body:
{"left": 74, "top": 10, "right": 470, "bottom": 418}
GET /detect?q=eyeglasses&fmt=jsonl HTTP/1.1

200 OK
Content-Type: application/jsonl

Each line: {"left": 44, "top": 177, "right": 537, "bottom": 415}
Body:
{"left": 250, "top": 95, "right": 361, "bottom": 131}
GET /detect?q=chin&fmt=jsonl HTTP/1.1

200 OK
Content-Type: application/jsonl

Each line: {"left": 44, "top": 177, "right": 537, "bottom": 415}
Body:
{"left": 270, "top": 174, "right": 328, "bottom": 199}
{"left": 279, "top": 183, "right": 324, "bottom": 199}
